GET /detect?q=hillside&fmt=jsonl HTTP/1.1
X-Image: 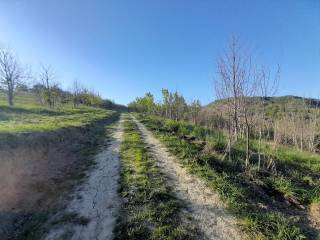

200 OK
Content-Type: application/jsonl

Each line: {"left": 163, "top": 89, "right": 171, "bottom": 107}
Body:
{"left": 135, "top": 113, "right": 320, "bottom": 239}
{"left": 128, "top": 89, "right": 320, "bottom": 239}
{"left": 0, "top": 90, "right": 120, "bottom": 239}
{"left": 200, "top": 95, "right": 320, "bottom": 152}
{"left": 204, "top": 95, "right": 320, "bottom": 114}
{"left": 0, "top": 93, "right": 111, "bottom": 134}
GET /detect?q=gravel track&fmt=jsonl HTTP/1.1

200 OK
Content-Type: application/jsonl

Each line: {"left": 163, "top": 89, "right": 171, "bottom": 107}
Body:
{"left": 133, "top": 116, "right": 243, "bottom": 240}
{"left": 45, "top": 117, "right": 123, "bottom": 240}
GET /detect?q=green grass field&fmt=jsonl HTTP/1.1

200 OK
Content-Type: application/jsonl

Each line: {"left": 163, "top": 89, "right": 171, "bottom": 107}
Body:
{"left": 0, "top": 91, "right": 120, "bottom": 240}
{"left": 0, "top": 91, "right": 112, "bottom": 134}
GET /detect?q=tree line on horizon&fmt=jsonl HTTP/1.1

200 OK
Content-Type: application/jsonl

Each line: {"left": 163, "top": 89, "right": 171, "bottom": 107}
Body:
{"left": 129, "top": 36, "right": 320, "bottom": 169}
{"left": 128, "top": 89, "right": 202, "bottom": 124}
{"left": 0, "top": 45, "right": 121, "bottom": 109}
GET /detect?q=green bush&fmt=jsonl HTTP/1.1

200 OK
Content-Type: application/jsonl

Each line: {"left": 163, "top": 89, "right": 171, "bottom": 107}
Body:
{"left": 205, "top": 136, "right": 226, "bottom": 152}
{"left": 177, "top": 122, "right": 193, "bottom": 137}
{"left": 191, "top": 126, "right": 207, "bottom": 140}
{"left": 164, "top": 120, "right": 180, "bottom": 133}
{"left": 267, "top": 175, "right": 296, "bottom": 198}
{"left": 310, "top": 183, "right": 320, "bottom": 204}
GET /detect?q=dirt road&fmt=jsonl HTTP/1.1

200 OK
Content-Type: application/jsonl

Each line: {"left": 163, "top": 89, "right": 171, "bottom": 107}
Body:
{"left": 133, "top": 116, "right": 243, "bottom": 240}
{"left": 45, "top": 117, "right": 123, "bottom": 240}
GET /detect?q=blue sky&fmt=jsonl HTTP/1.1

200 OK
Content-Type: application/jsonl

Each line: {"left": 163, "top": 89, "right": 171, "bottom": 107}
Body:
{"left": 0, "top": 0, "right": 319, "bottom": 105}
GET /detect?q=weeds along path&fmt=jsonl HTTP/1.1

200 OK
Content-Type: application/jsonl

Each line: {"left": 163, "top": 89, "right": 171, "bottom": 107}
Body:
{"left": 133, "top": 116, "right": 242, "bottom": 240}
{"left": 114, "top": 116, "right": 200, "bottom": 239}
{"left": 45, "top": 115, "right": 123, "bottom": 240}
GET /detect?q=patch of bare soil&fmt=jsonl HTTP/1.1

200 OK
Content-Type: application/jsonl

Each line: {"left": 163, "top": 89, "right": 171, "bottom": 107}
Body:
{"left": 0, "top": 115, "right": 119, "bottom": 239}
{"left": 310, "top": 203, "right": 320, "bottom": 229}
{"left": 0, "top": 135, "right": 80, "bottom": 239}
{"left": 45, "top": 117, "right": 123, "bottom": 240}
{"left": 133, "top": 117, "right": 243, "bottom": 240}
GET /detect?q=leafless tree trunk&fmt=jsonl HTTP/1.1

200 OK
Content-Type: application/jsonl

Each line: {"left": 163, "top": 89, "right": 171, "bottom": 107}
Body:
{"left": 39, "top": 64, "right": 58, "bottom": 108}
{"left": 71, "top": 79, "right": 83, "bottom": 107}
{"left": 216, "top": 36, "right": 246, "bottom": 141}
{"left": 257, "top": 65, "right": 279, "bottom": 169}
{"left": 215, "top": 36, "right": 256, "bottom": 165}
{"left": 0, "top": 47, "right": 25, "bottom": 106}
{"left": 190, "top": 100, "right": 201, "bottom": 124}
{"left": 309, "top": 103, "right": 318, "bottom": 152}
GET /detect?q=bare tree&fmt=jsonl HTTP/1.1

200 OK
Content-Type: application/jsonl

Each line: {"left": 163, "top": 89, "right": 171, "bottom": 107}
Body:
{"left": 215, "top": 36, "right": 252, "bottom": 163}
{"left": 71, "top": 79, "right": 83, "bottom": 107}
{"left": 161, "top": 89, "right": 170, "bottom": 118}
{"left": 308, "top": 100, "right": 318, "bottom": 152}
{"left": 190, "top": 100, "right": 201, "bottom": 124}
{"left": 239, "top": 66, "right": 260, "bottom": 167}
{"left": 0, "top": 47, "right": 25, "bottom": 106}
{"left": 257, "top": 65, "right": 279, "bottom": 169}
{"left": 216, "top": 36, "right": 272, "bottom": 167}
{"left": 172, "top": 92, "right": 187, "bottom": 121}
{"left": 217, "top": 36, "right": 247, "bottom": 141}
{"left": 214, "top": 76, "right": 233, "bottom": 161}
{"left": 39, "top": 64, "right": 58, "bottom": 108}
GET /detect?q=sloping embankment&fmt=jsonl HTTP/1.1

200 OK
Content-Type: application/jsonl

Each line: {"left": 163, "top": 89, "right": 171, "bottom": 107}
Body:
{"left": 0, "top": 112, "right": 119, "bottom": 240}
{"left": 45, "top": 116, "right": 123, "bottom": 240}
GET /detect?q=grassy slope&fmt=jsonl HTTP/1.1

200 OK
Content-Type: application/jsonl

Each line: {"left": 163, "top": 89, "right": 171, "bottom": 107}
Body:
{"left": 0, "top": 91, "right": 111, "bottom": 134}
{"left": 0, "top": 91, "right": 120, "bottom": 239}
{"left": 17, "top": 116, "right": 121, "bottom": 240}
{"left": 114, "top": 115, "right": 199, "bottom": 240}
{"left": 137, "top": 114, "right": 320, "bottom": 240}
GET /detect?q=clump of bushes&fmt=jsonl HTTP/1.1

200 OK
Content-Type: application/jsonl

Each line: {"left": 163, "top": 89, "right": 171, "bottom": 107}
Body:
{"left": 191, "top": 126, "right": 207, "bottom": 140}
{"left": 204, "top": 136, "right": 226, "bottom": 152}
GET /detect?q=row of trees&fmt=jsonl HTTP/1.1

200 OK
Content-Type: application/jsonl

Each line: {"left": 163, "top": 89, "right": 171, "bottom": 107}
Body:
{"left": 213, "top": 36, "right": 282, "bottom": 167}
{"left": 213, "top": 36, "right": 319, "bottom": 168}
{"left": 272, "top": 99, "right": 319, "bottom": 153}
{"left": 128, "top": 90, "right": 202, "bottom": 124}
{"left": 32, "top": 75, "right": 103, "bottom": 108}
{"left": 130, "top": 36, "right": 319, "bottom": 170}
{"left": 0, "top": 46, "right": 103, "bottom": 108}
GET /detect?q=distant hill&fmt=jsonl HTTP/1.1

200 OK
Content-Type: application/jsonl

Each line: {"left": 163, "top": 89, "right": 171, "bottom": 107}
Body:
{"left": 202, "top": 95, "right": 320, "bottom": 120}
{"left": 206, "top": 95, "right": 320, "bottom": 108}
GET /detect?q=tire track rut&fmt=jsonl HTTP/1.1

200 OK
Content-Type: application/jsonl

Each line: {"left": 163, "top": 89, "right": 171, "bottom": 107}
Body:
{"left": 133, "top": 116, "right": 243, "bottom": 240}
{"left": 45, "top": 116, "right": 123, "bottom": 240}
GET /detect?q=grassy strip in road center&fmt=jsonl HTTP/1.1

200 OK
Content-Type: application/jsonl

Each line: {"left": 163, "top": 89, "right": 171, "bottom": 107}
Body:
{"left": 114, "top": 115, "right": 199, "bottom": 240}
